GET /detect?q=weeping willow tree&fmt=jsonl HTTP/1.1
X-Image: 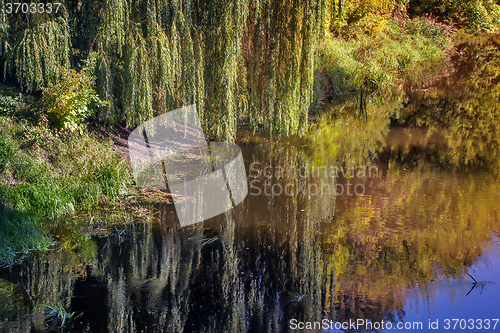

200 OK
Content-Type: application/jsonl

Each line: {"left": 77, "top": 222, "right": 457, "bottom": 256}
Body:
{"left": 245, "top": 0, "right": 326, "bottom": 135}
{"left": 0, "top": 1, "right": 70, "bottom": 92}
{"left": 92, "top": 0, "right": 205, "bottom": 127}
{"left": 0, "top": 0, "right": 327, "bottom": 140}
{"left": 202, "top": 0, "right": 249, "bottom": 141}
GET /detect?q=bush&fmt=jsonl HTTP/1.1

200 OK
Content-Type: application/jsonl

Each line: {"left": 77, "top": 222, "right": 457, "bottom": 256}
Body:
{"left": 43, "top": 53, "right": 104, "bottom": 132}
{"left": 325, "top": 0, "right": 410, "bottom": 30}
{"left": 408, "top": 0, "right": 500, "bottom": 31}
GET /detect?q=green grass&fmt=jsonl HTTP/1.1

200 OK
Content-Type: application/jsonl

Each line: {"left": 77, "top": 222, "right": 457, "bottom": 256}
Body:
{"left": 0, "top": 115, "right": 131, "bottom": 217}
{"left": 35, "top": 301, "right": 79, "bottom": 331}
{"left": 0, "top": 85, "right": 132, "bottom": 265}
{"left": 315, "top": 16, "right": 453, "bottom": 100}
{"left": 0, "top": 207, "right": 53, "bottom": 267}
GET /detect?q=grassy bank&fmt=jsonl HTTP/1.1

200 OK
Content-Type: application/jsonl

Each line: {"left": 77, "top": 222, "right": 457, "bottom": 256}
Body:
{"left": 315, "top": 16, "right": 453, "bottom": 101}
{"left": 0, "top": 86, "right": 132, "bottom": 266}
{"left": 0, "top": 209, "right": 52, "bottom": 267}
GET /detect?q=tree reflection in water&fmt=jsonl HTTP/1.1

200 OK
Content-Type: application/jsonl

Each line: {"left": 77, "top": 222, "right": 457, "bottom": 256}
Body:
{"left": 0, "top": 115, "right": 500, "bottom": 332}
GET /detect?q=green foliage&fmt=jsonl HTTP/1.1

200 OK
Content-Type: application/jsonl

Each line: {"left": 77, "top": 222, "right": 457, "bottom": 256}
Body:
{"left": 0, "top": 93, "right": 27, "bottom": 116}
{"left": 0, "top": 135, "right": 17, "bottom": 172}
{"left": 86, "top": 0, "right": 248, "bottom": 140}
{"left": 43, "top": 53, "right": 103, "bottom": 131}
{"left": 325, "top": 0, "right": 410, "bottom": 31}
{"left": 344, "top": 0, "right": 398, "bottom": 23}
{"left": 89, "top": 0, "right": 326, "bottom": 139}
{"left": 315, "top": 17, "right": 452, "bottom": 98}
{"left": 0, "top": 0, "right": 326, "bottom": 140}
{"left": 0, "top": 207, "right": 52, "bottom": 267}
{"left": 203, "top": 0, "right": 249, "bottom": 140}
{"left": 245, "top": 0, "right": 326, "bottom": 136}
{"left": 408, "top": 0, "right": 500, "bottom": 31}
{"left": 327, "top": 0, "right": 500, "bottom": 32}
{"left": 1, "top": 15, "right": 70, "bottom": 92}
{"left": 0, "top": 114, "right": 131, "bottom": 218}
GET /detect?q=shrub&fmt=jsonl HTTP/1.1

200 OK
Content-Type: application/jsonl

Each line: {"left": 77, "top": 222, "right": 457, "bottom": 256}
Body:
{"left": 408, "top": 0, "right": 500, "bottom": 31}
{"left": 325, "top": 0, "right": 410, "bottom": 30}
{"left": 43, "top": 53, "right": 104, "bottom": 132}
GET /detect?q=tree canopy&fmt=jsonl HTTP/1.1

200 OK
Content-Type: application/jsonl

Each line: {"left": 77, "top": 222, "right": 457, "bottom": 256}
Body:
{"left": 0, "top": 0, "right": 498, "bottom": 140}
{"left": 0, "top": 0, "right": 326, "bottom": 140}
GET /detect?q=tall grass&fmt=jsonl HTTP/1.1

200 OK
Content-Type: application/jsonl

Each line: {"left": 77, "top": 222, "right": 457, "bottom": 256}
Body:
{"left": 315, "top": 16, "right": 453, "bottom": 100}
{"left": 0, "top": 116, "right": 131, "bottom": 218}
{"left": 0, "top": 207, "right": 53, "bottom": 267}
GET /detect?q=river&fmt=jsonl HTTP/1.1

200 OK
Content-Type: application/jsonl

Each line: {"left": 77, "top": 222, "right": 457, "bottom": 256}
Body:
{"left": 1, "top": 105, "right": 499, "bottom": 332}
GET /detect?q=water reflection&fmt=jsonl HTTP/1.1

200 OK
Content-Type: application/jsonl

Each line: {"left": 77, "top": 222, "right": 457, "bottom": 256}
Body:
{"left": 397, "top": 33, "right": 500, "bottom": 176}
{"left": 0, "top": 130, "right": 499, "bottom": 332}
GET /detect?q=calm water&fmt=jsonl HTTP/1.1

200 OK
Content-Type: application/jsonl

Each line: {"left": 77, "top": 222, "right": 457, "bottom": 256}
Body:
{"left": 0, "top": 121, "right": 499, "bottom": 332}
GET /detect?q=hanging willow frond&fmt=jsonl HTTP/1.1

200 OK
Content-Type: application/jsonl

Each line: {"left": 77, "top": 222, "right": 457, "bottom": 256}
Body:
{"left": 4, "top": 17, "right": 70, "bottom": 92}
{"left": 246, "top": 0, "right": 325, "bottom": 136}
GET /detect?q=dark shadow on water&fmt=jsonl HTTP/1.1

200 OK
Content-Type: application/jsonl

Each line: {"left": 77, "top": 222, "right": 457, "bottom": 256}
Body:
{"left": 70, "top": 266, "right": 109, "bottom": 333}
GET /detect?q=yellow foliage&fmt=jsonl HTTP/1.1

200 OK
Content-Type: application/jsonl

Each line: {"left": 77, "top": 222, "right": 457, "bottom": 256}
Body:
{"left": 43, "top": 53, "right": 102, "bottom": 131}
{"left": 326, "top": 0, "right": 401, "bottom": 32}
{"left": 346, "top": 0, "right": 396, "bottom": 17}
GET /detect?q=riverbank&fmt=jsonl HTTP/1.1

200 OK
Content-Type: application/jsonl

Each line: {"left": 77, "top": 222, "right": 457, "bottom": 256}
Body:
{"left": 0, "top": 85, "right": 133, "bottom": 265}
{"left": 315, "top": 15, "right": 454, "bottom": 103}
